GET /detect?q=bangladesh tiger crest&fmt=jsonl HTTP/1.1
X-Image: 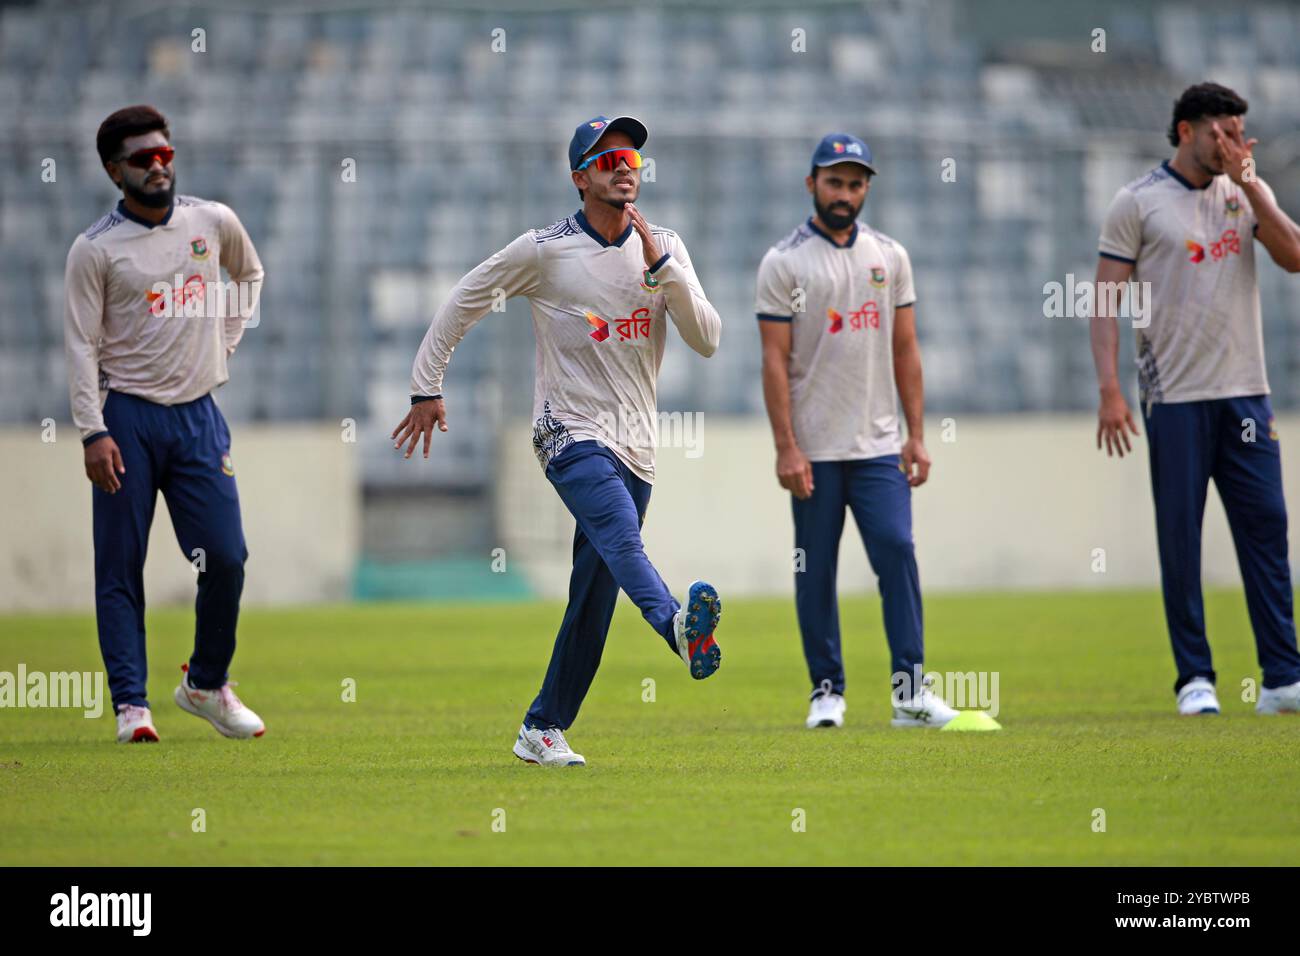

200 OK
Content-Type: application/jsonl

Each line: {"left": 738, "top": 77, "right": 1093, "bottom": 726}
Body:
{"left": 190, "top": 236, "right": 209, "bottom": 260}
{"left": 640, "top": 269, "right": 661, "bottom": 293}
{"left": 870, "top": 266, "right": 886, "bottom": 288}
{"left": 220, "top": 452, "right": 235, "bottom": 477}
{"left": 1225, "top": 195, "right": 1241, "bottom": 218}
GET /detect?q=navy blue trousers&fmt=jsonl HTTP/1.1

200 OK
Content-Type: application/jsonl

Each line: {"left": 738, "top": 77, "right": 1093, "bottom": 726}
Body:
{"left": 1144, "top": 395, "right": 1300, "bottom": 692}
{"left": 792, "top": 455, "right": 924, "bottom": 696}
{"left": 525, "top": 440, "right": 679, "bottom": 730}
{"left": 94, "top": 390, "right": 248, "bottom": 712}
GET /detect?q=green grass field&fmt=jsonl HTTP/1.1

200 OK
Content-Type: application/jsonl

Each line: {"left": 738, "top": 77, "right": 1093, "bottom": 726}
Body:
{"left": 2, "top": 589, "right": 1297, "bottom": 866}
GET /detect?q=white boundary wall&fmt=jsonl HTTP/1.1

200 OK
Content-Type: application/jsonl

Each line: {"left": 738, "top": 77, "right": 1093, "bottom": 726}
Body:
{"left": 498, "top": 414, "right": 1297, "bottom": 599}
{"left": 0, "top": 425, "right": 359, "bottom": 612}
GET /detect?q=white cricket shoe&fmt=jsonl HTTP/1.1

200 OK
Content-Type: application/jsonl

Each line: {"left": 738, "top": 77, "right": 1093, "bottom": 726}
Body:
{"left": 174, "top": 668, "right": 265, "bottom": 738}
{"left": 116, "top": 704, "right": 159, "bottom": 743}
{"left": 1256, "top": 679, "right": 1300, "bottom": 715}
{"left": 891, "top": 676, "right": 959, "bottom": 728}
{"left": 512, "top": 723, "right": 586, "bottom": 767}
{"left": 1176, "top": 677, "right": 1220, "bottom": 715}
{"left": 806, "top": 680, "right": 846, "bottom": 729}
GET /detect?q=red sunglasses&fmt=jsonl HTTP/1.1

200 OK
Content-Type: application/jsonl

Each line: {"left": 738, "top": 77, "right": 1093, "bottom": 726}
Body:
{"left": 118, "top": 146, "right": 175, "bottom": 170}
{"left": 576, "top": 147, "right": 643, "bottom": 172}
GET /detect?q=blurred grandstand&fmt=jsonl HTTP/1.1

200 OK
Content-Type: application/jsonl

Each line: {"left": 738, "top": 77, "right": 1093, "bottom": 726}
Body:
{"left": 4, "top": 0, "right": 1300, "bottom": 596}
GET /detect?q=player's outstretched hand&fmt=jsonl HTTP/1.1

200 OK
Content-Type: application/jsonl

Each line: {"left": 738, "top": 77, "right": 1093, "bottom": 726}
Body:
{"left": 900, "top": 436, "right": 931, "bottom": 488}
{"left": 392, "top": 398, "right": 447, "bottom": 460}
{"left": 1096, "top": 384, "right": 1139, "bottom": 458}
{"left": 777, "top": 443, "right": 815, "bottom": 500}
{"left": 625, "top": 203, "right": 661, "bottom": 271}
{"left": 84, "top": 434, "right": 125, "bottom": 494}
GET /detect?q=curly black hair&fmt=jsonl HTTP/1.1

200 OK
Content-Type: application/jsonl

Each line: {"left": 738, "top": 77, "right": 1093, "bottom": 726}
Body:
{"left": 1168, "top": 82, "right": 1247, "bottom": 147}
{"left": 96, "top": 105, "right": 169, "bottom": 166}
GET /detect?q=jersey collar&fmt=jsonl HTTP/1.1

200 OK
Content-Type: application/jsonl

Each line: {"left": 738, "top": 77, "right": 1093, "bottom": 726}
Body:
{"left": 116, "top": 199, "right": 174, "bottom": 228}
{"left": 575, "top": 209, "right": 633, "bottom": 248}
{"left": 1161, "top": 160, "right": 1212, "bottom": 191}
{"left": 807, "top": 216, "right": 858, "bottom": 248}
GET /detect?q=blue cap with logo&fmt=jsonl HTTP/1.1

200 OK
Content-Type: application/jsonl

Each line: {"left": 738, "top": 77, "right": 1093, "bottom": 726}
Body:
{"left": 568, "top": 115, "right": 649, "bottom": 170}
{"left": 811, "top": 133, "right": 877, "bottom": 175}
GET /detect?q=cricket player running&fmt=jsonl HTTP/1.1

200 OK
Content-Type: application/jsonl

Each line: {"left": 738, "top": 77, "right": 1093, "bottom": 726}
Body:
{"left": 393, "top": 115, "right": 723, "bottom": 767}
{"left": 63, "top": 106, "right": 266, "bottom": 742}
{"left": 757, "top": 133, "right": 956, "bottom": 730}
{"left": 1092, "top": 82, "right": 1300, "bottom": 716}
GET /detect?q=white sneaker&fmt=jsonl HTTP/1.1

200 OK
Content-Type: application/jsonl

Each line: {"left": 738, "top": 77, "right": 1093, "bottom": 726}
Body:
{"left": 174, "top": 668, "right": 265, "bottom": 738}
{"left": 806, "top": 680, "right": 846, "bottom": 728}
{"left": 115, "top": 704, "right": 159, "bottom": 743}
{"left": 512, "top": 723, "right": 586, "bottom": 767}
{"left": 1256, "top": 679, "right": 1300, "bottom": 715}
{"left": 1176, "top": 677, "right": 1220, "bottom": 715}
{"left": 891, "top": 676, "right": 959, "bottom": 728}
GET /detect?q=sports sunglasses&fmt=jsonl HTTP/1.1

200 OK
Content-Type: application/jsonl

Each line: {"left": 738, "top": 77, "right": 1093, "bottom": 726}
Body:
{"left": 576, "top": 147, "right": 642, "bottom": 172}
{"left": 118, "top": 145, "right": 175, "bottom": 169}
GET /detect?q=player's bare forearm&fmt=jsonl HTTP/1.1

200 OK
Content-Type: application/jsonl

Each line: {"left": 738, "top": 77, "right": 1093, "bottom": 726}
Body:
{"left": 1243, "top": 180, "right": 1300, "bottom": 273}
{"left": 1088, "top": 258, "right": 1140, "bottom": 455}
{"left": 758, "top": 321, "right": 798, "bottom": 450}
{"left": 894, "top": 341, "right": 925, "bottom": 440}
{"left": 759, "top": 328, "right": 814, "bottom": 498}
{"left": 892, "top": 305, "right": 924, "bottom": 438}
{"left": 760, "top": 349, "right": 798, "bottom": 451}
{"left": 1089, "top": 258, "right": 1134, "bottom": 391}
{"left": 892, "top": 307, "right": 930, "bottom": 486}
{"left": 1090, "top": 313, "right": 1121, "bottom": 393}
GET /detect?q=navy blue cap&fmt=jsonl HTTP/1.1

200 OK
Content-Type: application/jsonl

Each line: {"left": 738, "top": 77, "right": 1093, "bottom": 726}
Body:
{"left": 568, "top": 115, "right": 648, "bottom": 170}
{"left": 811, "top": 133, "right": 877, "bottom": 175}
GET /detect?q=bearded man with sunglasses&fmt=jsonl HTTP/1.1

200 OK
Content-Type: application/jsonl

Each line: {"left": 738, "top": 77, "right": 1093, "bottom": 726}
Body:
{"left": 63, "top": 105, "right": 266, "bottom": 743}
{"left": 393, "top": 115, "right": 723, "bottom": 767}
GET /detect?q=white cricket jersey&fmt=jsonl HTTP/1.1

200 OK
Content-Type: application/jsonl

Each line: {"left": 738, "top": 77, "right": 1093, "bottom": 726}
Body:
{"left": 63, "top": 195, "right": 264, "bottom": 441}
{"left": 410, "top": 210, "right": 721, "bottom": 484}
{"left": 755, "top": 218, "right": 916, "bottom": 461}
{"left": 1098, "top": 161, "right": 1273, "bottom": 406}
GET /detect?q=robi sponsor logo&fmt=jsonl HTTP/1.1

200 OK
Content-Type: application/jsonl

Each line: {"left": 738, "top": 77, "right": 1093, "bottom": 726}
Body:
{"left": 143, "top": 273, "right": 262, "bottom": 322}
{"left": 584, "top": 307, "right": 652, "bottom": 342}
{"left": 826, "top": 301, "right": 880, "bottom": 334}
{"left": 1186, "top": 229, "right": 1241, "bottom": 264}
{"left": 145, "top": 273, "right": 205, "bottom": 316}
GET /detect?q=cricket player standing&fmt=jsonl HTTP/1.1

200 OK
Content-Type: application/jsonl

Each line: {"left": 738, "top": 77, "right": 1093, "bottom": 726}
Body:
{"left": 63, "top": 106, "right": 266, "bottom": 742}
{"left": 1092, "top": 82, "right": 1300, "bottom": 716}
{"left": 393, "top": 115, "right": 723, "bottom": 766}
{"left": 757, "top": 133, "right": 956, "bottom": 730}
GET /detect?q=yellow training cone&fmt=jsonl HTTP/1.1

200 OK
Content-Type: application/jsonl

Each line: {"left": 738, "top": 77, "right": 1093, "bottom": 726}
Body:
{"left": 940, "top": 711, "right": 1002, "bottom": 732}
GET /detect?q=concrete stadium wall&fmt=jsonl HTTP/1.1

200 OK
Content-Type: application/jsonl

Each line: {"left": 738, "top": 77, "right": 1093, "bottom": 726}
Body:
{"left": 0, "top": 425, "right": 359, "bottom": 613}
{"left": 498, "top": 414, "right": 1297, "bottom": 599}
